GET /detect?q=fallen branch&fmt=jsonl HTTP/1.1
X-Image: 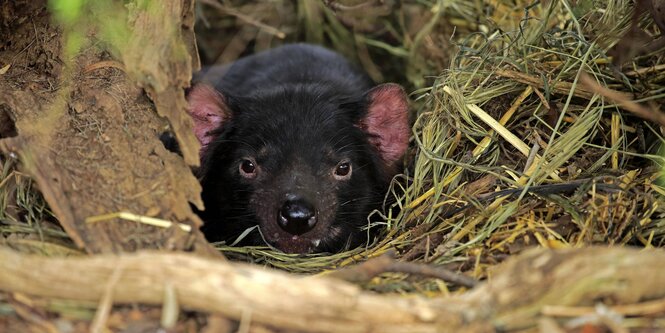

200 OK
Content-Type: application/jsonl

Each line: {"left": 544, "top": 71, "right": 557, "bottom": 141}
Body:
{"left": 2, "top": 247, "right": 665, "bottom": 332}
{"left": 0, "top": 247, "right": 470, "bottom": 333}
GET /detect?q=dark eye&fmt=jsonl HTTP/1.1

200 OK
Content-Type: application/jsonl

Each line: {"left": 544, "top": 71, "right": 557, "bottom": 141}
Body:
{"left": 239, "top": 159, "right": 257, "bottom": 178}
{"left": 333, "top": 161, "right": 352, "bottom": 179}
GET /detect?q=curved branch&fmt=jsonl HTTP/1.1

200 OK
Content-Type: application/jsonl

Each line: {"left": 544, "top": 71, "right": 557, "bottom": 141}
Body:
{"left": 1, "top": 247, "right": 665, "bottom": 332}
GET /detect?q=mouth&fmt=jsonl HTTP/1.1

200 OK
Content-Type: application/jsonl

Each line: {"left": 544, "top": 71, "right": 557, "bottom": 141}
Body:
{"left": 264, "top": 229, "right": 324, "bottom": 254}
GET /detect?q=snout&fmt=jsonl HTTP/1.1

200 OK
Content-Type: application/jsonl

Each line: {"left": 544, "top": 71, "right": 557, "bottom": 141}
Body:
{"left": 277, "top": 195, "right": 317, "bottom": 235}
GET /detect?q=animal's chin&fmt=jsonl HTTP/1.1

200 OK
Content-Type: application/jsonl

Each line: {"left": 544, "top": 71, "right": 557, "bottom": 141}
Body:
{"left": 259, "top": 223, "right": 332, "bottom": 254}
{"left": 268, "top": 234, "right": 321, "bottom": 254}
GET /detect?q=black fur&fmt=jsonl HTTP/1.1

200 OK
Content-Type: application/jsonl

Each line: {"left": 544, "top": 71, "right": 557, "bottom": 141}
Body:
{"left": 194, "top": 44, "right": 401, "bottom": 253}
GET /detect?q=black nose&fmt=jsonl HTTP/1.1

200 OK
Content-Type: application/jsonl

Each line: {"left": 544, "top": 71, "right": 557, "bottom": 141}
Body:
{"left": 278, "top": 197, "right": 317, "bottom": 235}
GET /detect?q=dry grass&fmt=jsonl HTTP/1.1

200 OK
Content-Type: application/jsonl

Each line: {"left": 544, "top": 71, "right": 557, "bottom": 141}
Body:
{"left": 0, "top": 157, "right": 77, "bottom": 255}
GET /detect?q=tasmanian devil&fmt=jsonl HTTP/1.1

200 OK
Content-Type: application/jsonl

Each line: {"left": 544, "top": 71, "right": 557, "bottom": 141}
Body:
{"left": 184, "top": 43, "right": 409, "bottom": 254}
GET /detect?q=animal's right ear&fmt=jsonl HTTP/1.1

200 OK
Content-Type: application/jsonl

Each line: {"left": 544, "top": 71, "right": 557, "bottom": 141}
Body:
{"left": 186, "top": 83, "right": 231, "bottom": 155}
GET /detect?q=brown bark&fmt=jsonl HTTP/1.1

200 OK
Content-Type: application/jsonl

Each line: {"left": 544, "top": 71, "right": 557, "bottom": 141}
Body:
{"left": 0, "top": 0, "right": 215, "bottom": 254}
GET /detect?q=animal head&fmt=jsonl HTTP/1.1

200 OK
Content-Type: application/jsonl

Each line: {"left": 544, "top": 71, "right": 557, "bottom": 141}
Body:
{"left": 187, "top": 82, "right": 409, "bottom": 253}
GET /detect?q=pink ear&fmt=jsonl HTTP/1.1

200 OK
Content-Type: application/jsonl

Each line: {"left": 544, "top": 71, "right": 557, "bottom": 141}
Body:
{"left": 360, "top": 83, "right": 410, "bottom": 168}
{"left": 186, "top": 84, "right": 230, "bottom": 154}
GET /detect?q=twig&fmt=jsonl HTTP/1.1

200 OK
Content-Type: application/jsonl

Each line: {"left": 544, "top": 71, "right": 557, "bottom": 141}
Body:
{"left": 328, "top": 251, "right": 478, "bottom": 288}
{"left": 386, "top": 262, "right": 478, "bottom": 288}
{"left": 495, "top": 69, "right": 595, "bottom": 100}
{"left": 198, "top": 0, "right": 285, "bottom": 39}
{"left": 323, "top": 0, "right": 379, "bottom": 12}
{"left": 83, "top": 60, "right": 126, "bottom": 74}
{"left": 439, "top": 178, "right": 621, "bottom": 220}
{"left": 85, "top": 211, "right": 192, "bottom": 233}
{"left": 90, "top": 263, "right": 124, "bottom": 333}
{"left": 579, "top": 72, "right": 665, "bottom": 128}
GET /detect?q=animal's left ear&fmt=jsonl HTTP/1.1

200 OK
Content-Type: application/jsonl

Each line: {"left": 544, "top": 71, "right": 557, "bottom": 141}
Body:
{"left": 359, "top": 83, "right": 410, "bottom": 169}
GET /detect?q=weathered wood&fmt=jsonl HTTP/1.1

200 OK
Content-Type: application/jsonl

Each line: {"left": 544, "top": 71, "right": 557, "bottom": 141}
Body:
{"left": 114, "top": 0, "right": 202, "bottom": 167}
{"left": 461, "top": 247, "right": 665, "bottom": 330}
{"left": 0, "top": 0, "right": 214, "bottom": 254}
{"left": 1, "top": 247, "right": 664, "bottom": 332}
{"left": 0, "top": 247, "right": 471, "bottom": 333}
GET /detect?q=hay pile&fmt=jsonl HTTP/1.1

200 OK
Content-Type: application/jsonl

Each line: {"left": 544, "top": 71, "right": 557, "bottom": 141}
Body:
{"left": 2, "top": 0, "right": 665, "bottom": 290}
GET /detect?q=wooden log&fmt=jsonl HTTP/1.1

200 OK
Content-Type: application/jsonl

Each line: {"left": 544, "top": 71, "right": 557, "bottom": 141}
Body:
{"left": 0, "top": 247, "right": 473, "bottom": 333}
{"left": 1, "top": 247, "right": 665, "bottom": 332}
